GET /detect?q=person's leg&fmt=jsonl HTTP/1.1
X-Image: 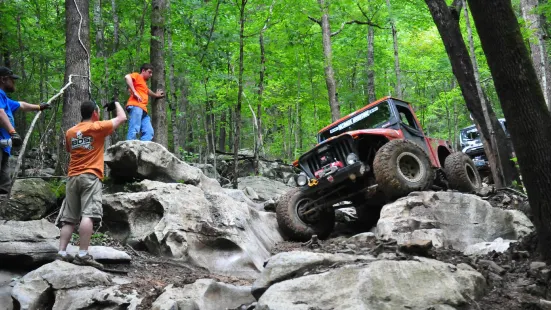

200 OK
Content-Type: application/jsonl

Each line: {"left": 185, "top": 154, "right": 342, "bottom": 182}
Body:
{"left": 73, "top": 174, "right": 103, "bottom": 268}
{"left": 0, "top": 151, "right": 11, "bottom": 194}
{"left": 140, "top": 112, "right": 154, "bottom": 141}
{"left": 57, "top": 177, "right": 81, "bottom": 262}
{"left": 126, "top": 106, "right": 143, "bottom": 140}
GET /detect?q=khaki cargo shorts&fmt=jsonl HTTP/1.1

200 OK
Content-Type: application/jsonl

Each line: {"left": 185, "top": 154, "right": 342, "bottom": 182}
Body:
{"left": 56, "top": 173, "right": 103, "bottom": 226}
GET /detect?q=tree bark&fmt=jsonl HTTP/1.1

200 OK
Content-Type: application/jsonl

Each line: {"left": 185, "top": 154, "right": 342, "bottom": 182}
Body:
{"left": 59, "top": 0, "right": 91, "bottom": 173}
{"left": 386, "top": 0, "right": 402, "bottom": 99}
{"left": 150, "top": 0, "right": 168, "bottom": 147}
{"left": 166, "top": 5, "right": 179, "bottom": 154}
{"left": 519, "top": 0, "right": 551, "bottom": 111}
{"left": 219, "top": 111, "right": 226, "bottom": 152}
{"left": 467, "top": 0, "right": 551, "bottom": 260}
{"left": 232, "top": 0, "right": 247, "bottom": 188}
{"left": 93, "top": 0, "right": 110, "bottom": 149}
{"left": 424, "top": 0, "right": 515, "bottom": 187}
{"left": 315, "top": 0, "right": 340, "bottom": 121}
{"left": 366, "top": 25, "right": 376, "bottom": 103}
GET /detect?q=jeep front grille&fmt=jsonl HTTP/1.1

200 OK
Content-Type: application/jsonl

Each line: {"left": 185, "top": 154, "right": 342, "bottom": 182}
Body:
{"left": 300, "top": 137, "right": 355, "bottom": 178}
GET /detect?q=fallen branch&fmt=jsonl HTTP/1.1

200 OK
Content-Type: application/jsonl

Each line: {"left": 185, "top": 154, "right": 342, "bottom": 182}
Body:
{"left": 6, "top": 76, "right": 76, "bottom": 201}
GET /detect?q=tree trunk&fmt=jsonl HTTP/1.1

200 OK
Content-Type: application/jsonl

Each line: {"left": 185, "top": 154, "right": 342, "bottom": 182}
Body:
{"left": 424, "top": 0, "right": 515, "bottom": 187}
{"left": 219, "top": 111, "right": 226, "bottom": 152}
{"left": 317, "top": 0, "right": 340, "bottom": 121}
{"left": 386, "top": 0, "right": 402, "bottom": 99}
{"left": 93, "top": 0, "right": 110, "bottom": 150}
{"left": 467, "top": 0, "right": 551, "bottom": 260}
{"left": 166, "top": 7, "right": 179, "bottom": 154}
{"left": 150, "top": 0, "right": 168, "bottom": 147}
{"left": 366, "top": 25, "right": 376, "bottom": 103}
{"left": 520, "top": 0, "right": 551, "bottom": 111}
{"left": 59, "top": 0, "right": 91, "bottom": 174}
{"left": 463, "top": 0, "right": 506, "bottom": 187}
{"left": 232, "top": 0, "right": 247, "bottom": 189}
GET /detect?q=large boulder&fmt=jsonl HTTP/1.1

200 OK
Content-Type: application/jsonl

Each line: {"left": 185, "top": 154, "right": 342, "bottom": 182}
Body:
{"left": 377, "top": 191, "right": 534, "bottom": 252}
{"left": 252, "top": 251, "right": 375, "bottom": 299}
{"left": 237, "top": 176, "right": 291, "bottom": 202}
{"left": 256, "top": 256, "right": 486, "bottom": 310}
{"left": 11, "top": 261, "right": 139, "bottom": 310}
{"left": 0, "top": 219, "right": 58, "bottom": 267}
{"left": 0, "top": 270, "right": 24, "bottom": 310}
{"left": 152, "top": 279, "right": 254, "bottom": 310}
{"left": 105, "top": 140, "right": 203, "bottom": 184}
{"left": 0, "top": 179, "right": 57, "bottom": 221}
{"left": 102, "top": 179, "right": 283, "bottom": 278}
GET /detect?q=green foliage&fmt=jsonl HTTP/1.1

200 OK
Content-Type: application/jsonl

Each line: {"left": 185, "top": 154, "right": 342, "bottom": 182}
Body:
{"left": 71, "top": 232, "right": 110, "bottom": 246}
{"left": 0, "top": 0, "right": 536, "bottom": 163}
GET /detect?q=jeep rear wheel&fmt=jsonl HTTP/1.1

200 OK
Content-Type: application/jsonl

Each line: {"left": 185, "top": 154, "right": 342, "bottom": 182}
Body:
{"left": 276, "top": 188, "right": 335, "bottom": 241}
{"left": 373, "top": 140, "right": 435, "bottom": 199}
{"left": 444, "top": 152, "right": 482, "bottom": 193}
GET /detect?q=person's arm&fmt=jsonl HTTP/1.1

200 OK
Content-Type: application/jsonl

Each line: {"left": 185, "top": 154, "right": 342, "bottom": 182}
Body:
{"left": 125, "top": 74, "right": 142, "bottom": 102}
{"left": 0, "top": 109, "right": 15, "bottom": 132}
{"left": 65, "top": 135, "right": 71, "bottom": 152}
{"left": 17, "top": 101, "right": 50, "bottom": 112}
{"left": 110, "top": 102, "right": 127, "bottom": 130}
{"left": 148, "top": 88, "right": 165, "bottom": 99}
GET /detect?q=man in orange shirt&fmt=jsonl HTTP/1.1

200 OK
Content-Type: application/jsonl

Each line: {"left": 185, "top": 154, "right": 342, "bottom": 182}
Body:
{"left": 125, "top": 63, "right": 164, "bottom": 141}
{"left": 56, "top": 100, "right": 127, "bottom": 268}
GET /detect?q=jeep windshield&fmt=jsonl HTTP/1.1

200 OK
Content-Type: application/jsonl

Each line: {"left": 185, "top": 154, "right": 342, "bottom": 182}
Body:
{"left": 318, "top": 102, "right": 392, "bottom": 142}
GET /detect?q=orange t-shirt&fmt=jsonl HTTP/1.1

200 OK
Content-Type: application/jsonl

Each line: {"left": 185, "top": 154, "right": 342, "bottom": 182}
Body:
{"left": 126, "top": 72, "right": 150, "bottom": 113}
{"left": 66, "top": 120, "right": 114, "bottom": 179}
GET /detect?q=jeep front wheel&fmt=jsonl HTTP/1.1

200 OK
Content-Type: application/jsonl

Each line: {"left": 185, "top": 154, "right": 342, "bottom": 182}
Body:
{"left": 444, "top": 152, "right": 481, "bottom": 193}
{"left": 276, "top": 188, "right": 335, "bottom": 241}
{"left": 373, "top": 140, "right": 435, "bottom": 199}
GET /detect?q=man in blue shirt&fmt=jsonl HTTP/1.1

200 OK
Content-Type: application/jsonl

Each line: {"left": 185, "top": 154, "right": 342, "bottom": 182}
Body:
{"left": 0, "top": 67, "right": 51, "bottom": 193}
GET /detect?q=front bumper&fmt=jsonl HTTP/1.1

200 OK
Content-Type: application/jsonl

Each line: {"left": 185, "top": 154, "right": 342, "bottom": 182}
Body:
{"left": 300, "top": 161, "right": 367, "bottom": 194}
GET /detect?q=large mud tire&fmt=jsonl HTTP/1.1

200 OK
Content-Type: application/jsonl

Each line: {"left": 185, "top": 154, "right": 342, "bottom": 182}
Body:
{"left": 276, "top": 188, "right": 335, "bottom": 242}
{"left": 373, "top": 140, "right": 435, "bottom": 199}
{"left": 444, "top": 152, "right": 482, "bottom": 193}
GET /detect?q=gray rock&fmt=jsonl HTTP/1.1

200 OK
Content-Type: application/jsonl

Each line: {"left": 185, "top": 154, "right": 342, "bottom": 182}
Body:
{"left": 349, "top": 232, "right": 377, "bottom": 244}
{"left": 190, "top": 163, "right": 218, "bottom": 179}
{"left": 11, "top": 261, "right": 139, "bottom": 310}
{"left": 223, "top": 188, "right": 264, "bottom": 210}
{"left": 530, "top": 262, "right": 547, "bottom": 270}
{"left": 0, "top": 270, "right": 24, "bottom": 310}
{"left": 105, "top": 140, "right": 203, "bottom": 184}
{"left": 0, "top": 219, "right": 58, "bottom": 267}
{"left": 237, "top": 176, "right": 291, "bottom": 202}
{"left": 102, "top": 183, "right": 283, "bottom": 278}
{"left": 152, "top": 279, "right": 253, "bottom": 310}
{"left": 464, "top": 238, "right": 515, "bottom": 256}
{"left": 252, "top": 251, "right": 375, "bottom": 299}
{"left": 0, "top": 179, "right": 57, "bottom": 221}
{"left": 244, "top": 186, "right": 260, "bottom": 200}
{"left": 66, "top": 245, "right": 131, "bottom": 263}
{"left": 377, "top": 191, "right": 534, "bottom": 252}
{"left": 257, "top": 257, "right": 486, "bottom": 310}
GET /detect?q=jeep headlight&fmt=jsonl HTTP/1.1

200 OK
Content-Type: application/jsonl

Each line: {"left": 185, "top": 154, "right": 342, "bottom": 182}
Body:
{"left": 296, "top": 174, "right": 308, "bottom": 186}
{"left": 346, "top": 153, "right": 358, "bottom": 165}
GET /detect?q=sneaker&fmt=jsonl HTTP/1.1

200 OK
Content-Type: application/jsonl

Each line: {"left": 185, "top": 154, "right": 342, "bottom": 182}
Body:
{"left": 55, "top": 253, "right": 74, "bottom": 263}
{"left": 73, "top": 254, "right": 104, "bottom": 269}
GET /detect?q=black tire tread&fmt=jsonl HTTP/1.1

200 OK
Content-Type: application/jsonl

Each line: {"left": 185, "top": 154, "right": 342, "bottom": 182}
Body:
{"left": 276, "top": 188, "right": 335, "bottom": 241}
{"left": 444, "top": 152, "right": 482, "bottom": 193}
{"left": 373, "top": 139, "right": 435, "bottom": 199}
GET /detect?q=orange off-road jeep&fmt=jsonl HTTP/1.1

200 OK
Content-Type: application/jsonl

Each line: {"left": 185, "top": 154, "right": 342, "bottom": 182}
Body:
{"left": 277, "top": 97, "right": 482, "bottom": 241}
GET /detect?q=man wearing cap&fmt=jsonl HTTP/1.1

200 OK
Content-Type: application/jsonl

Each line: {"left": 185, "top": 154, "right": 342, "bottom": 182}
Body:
{"left": 0, "top": 67, "right": 51, "bottom": 194}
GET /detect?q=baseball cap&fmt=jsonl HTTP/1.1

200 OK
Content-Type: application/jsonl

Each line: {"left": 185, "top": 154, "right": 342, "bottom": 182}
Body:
{"left": 0, "top": 67, "right": 20, "bottom": 79}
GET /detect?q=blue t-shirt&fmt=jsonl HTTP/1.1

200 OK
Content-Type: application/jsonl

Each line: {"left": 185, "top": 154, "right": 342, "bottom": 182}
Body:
{"left": 0, "top": 89, "right": 20, "bottom": 155}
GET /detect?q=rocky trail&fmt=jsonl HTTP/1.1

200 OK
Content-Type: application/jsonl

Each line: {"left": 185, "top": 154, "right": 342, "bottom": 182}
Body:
{"left": 0, "top": 141, "right": 548, "bottom": 310}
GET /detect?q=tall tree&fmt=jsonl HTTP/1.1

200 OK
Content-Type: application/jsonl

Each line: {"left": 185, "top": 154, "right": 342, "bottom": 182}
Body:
{"left": 519, "top": 0, "right": 551, "bottom": 111}
{"left": 386, "top": 0, "right": 402, "bottom": 98}
{"left": 150, "top": 0, "right": 168, "bottom": 147}
{"left": 166, "top": 1, "right": 179, "bottom": 154}
{"left": 59, "top": 0, "right": 91, "bottom": 172}
{"left": 309, "top": 0, "right": 340, "bottom": 122}
{"left": 232, "top": 0, "right": 247, "bottom": 188}
{"left": 424, "top": 0, "right": 515, "bottom": 188}
{"left": 467, "top": 0, "right": 551, "bottom": 259}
